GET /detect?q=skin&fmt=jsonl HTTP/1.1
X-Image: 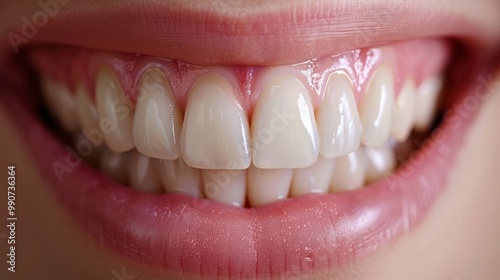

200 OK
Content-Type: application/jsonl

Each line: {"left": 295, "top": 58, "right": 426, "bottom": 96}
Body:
{"left": 1, "top": 0, "right": 500, "bottom": 279}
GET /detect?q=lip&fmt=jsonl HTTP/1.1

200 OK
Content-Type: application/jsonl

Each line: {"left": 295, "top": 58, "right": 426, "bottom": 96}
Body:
{"left": 1, "top": 0, "right": 500, "bottom": 278}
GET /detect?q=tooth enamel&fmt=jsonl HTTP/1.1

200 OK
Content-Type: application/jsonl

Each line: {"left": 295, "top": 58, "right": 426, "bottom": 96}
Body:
{"left": 247, "top": 165, "right": 292, "bottom": 207}
{"left": 202, "top": 169, "right": 246, "bottom": 207}
{"left": 133, "top": 69, "right": 183, "bottom": 160}
{"left": 252, "top": 74, "right": 319, "bottom": 169}
{"left": 52, "top": 81, "right": 78, "bottom": 132}
{"left": 76, "top": 85, "right": 100, "bottom": 134}
{"left": 317, "top": 72, "right": 362, "bottom": 158}
{"left": 415, "top": 77, "right": 442, "bottom": 132}
{"left": 329, "top": 149, "right": 367, "bottom": 192}
{"left": 390, "top": 79, "right": 416, "bottom": 142}
{"left": 96, "top": 68, "right": 135, "bottom": 153}
{"left": 99, "top": 148, "right": 130, "bottom": 185}
{"left": 365, "top": 143, "right": 396, "bottom": 184}
{"left": 158, "top": 158, "right": 203, "bottom": 197}
{"left": 181, "top": 73, "right": 251, "bottom": 170}
{"left": 290, "top": 156, "right": 335, "bottom": 196}
{"left": 129, "top": 150, "right": 162, "bottom": 193}
{"left": 359, "top": 66, "right": 395, "bottom": 148}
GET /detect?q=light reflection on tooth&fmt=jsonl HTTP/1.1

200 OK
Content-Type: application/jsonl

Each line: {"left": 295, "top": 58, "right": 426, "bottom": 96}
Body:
{"left": 133, "top": 69, "right": 183, "bottom": 160}
{"left": 390, "top": 79, "right": 416, "bottom": 142}
{"left": 415, "top": 77, "right": 442, "bottom": 132}
{"left": 247, "top": 165, "right": 292, "bottom": 207}
{"left": 329, "top": 149, "right": 367, "bottom": 192}
{"left": 202, "top": 169, "right": 246, "bottom": 207}
{"left": 317, "top": 72, "right": 362, "bottom": 158}
{"left": 290, "top": 156, "right": 335, "bottom": 196}
{"left": 129, "top": 150, "right": 162, "bottom": 193}
{"left": 158, "top": 158, "right": 203, "bottom": 197}
{"left": 99, "top": 148, "right": 130, "bottom": 185}
{"left": 96, "top": 68, "right": 135, "bottom": 153}
{"left": 181, "top": 73, "right": 251, "bottom": 170}
{"left": 359, "top": 66, "right": 394, "bottom": 148}
{"left": 252, "top": 74, "right": 319, "bottom": 169}
{"left": 76, "top": 85, "right": 100, "bottom": 133}
{"left": 365, "top": 143, "right": 396, "bottom": 184}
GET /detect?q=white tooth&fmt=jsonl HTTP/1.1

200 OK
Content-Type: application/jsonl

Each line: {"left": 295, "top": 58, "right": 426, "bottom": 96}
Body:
{"left": 76, "top": 85, "right": 100, "bottom": 133}
{"left": 390, "top": 80, "right": 416, "bottom": 142}
{"left": 96, "top": 68, "right": 135, "bottom": 153}
{"left": 129, "top": 150, "right": 162, "bottom": 193}
{"left": 181, "top": 73, "right": 251, "bottom": 170}
{"left": 133, "top": 69, "right": 183, "bottom": 160}
{"left": 359, "top": 66, "right": 395, "bottom": 148}
{"left": 41, "top": 77, "right": 58, "bottom": 114}
{"left": 290, "top": 156, "right": 335, "bottom": 196}
{"left": 50, "top": 82, "right": 78, "bottom": 132}
{"left": 329, "top": 149, "right": 367, "bottom": 192}
{"left": 365, "top": 143, "right": 396, "bottom": 184}
{"left": 202, "top": 169, "right": 246, "bottom": 207}
{"left": 158, "top": 158, "right": 203, "bottom": 197}
{"left": 99, "top": 148, "right": 130, "bottom": 185}
{"left": 72, "top": 132, "right": 103, "bottom": 167}
{"left": 415, "top": 77, "right": 442, "bottom": 132}
{"left": 317, "top": 72, "right": 362, "bottom": 158}
{"left": 252, "top": 74, "right": 319, "bottom": 169}
{"left": 247, "top": 165, "right": 292, "bottom": 207}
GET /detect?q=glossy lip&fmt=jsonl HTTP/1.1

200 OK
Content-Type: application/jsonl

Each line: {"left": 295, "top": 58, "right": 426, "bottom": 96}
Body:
{"left": 0, "top": 0, "right": 499, "bottom": 278}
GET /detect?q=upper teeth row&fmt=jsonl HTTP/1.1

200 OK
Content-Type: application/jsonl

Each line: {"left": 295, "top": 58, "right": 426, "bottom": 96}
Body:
{"left": 40, "top": 66, "right": 442, "bottom": 170}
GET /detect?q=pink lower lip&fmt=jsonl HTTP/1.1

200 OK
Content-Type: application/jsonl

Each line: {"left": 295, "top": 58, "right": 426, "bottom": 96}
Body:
{"left": 0, "top": 68, "right": 482, "bottom": 278}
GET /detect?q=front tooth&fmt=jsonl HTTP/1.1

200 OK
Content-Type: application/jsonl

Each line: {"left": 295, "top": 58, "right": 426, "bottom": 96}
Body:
{"left": 415, "top": 77, "right": 442, "bottom": 132}
{"left": 359, "top": 66, "right": 395, "bottom": 148}
{"left": 76, "top": 85, "right": 100, "bottom": 133}
{"left": 390, "top": 79, "right": 416, "bottom": 142}
{"left": 329, "top": 149, "right": 367, "bottom": 192}
{"left": 247, "top": 166, "right": 292, "bottom": 207}
{"left": 252, "top": 74, "right": 319, "bottom": 168}
{"left": 290, "top": 156, "right": 335, "bottom": 196}
{"left": 133, "top": 69, "right": 183, "bottom": 160}
{"left": 96, "top": 68, "right": 135, "bottom": 153}
{"left": 364, "top": 143, "right": 396, "bottom": 184}
{"left": 158, "top": 158, "right": 203, "bottom": 197}
{"left": 129, "top": 150, "right": 162, "bottom": 193}
{"left": 181, "top": 73, "right": 251, "bottom": 170}
{"left": 99, "top": 148, "right": 130, "bottom": 185}
{"left": 317, "top": 72, "right": 362, "bottom": 158}
{"left": 202, "top": 169, "right": 246, "bottom": 207}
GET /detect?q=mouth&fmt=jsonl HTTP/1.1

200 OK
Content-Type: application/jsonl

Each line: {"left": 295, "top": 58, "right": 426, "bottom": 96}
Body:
{"left": 1, "top": 0, "right": 500, "bottom": 279}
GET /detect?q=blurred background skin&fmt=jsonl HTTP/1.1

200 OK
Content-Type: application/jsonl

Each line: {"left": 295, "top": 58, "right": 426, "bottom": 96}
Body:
{"left": 1, "top": 1, "right": 500, "bottom": 279}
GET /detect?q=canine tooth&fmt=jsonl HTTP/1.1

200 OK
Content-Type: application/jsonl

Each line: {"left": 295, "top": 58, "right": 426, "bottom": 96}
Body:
{"left": 202, "top": 169, "right": 246, "bottom": 207}
{"left": 96, "top": 68, "right": 135, "bottom": 153}
{"left": 290, "top": 156, "right": 335, "bottom": 196}
{"left": 158, "top": 158, "right": 203, "bottom": 197}
{"left": 99, "top": 148, "right": 130, "bottom": 185}
{"left": 129, "top": 150, "right": 162, "bottom": 193}
{"left": 415, "top": 77, "right": 442, "bottom": 132}
{"left": 252, "top": 74, "right": 319, "bottom": 168}
{"left": 133, "top": 69, "right": 182, "bottom": 160}
{"left": 359, "top": 67, "right": 394, "bottom": 148}
{"left": 76, "top": 85, "right": 99, "bottom": 133}
{"left": 248, "top": 166, "right": 292, "bottom": 207}
{"left": 365, "top": 144, "right": 396, "bottom": 184}
{"left": 181, "top": 73, "right": 251, "bottom": 170}
{"left": 390, "top": 80, "right": 416, "bottom": 142}
{"left": 317, "top": 72, "right": 362, "bottom": 158}
{"left": 329, "top": 149, "right": 367, "bottom": 192}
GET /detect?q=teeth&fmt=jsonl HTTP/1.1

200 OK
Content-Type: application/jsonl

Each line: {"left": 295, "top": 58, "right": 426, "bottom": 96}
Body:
{"left": 99, "top": 148, "right": 130, "bottom": 185}
{"left": 129, "top": 150, "right": 162, "bottom": 193}
{"left": 390, "top": 80, "right": 416, "bottom": 142}
{"left": 181, "top": 73, "right": 251, "bottom": 170}
{"left": 364, "top": 143, "right": 396, "bottom": 184}
{"left": 415, "top": 77, "right": 442, "bottom": 132}
{"left": 44, "top": 79, "right": 78, "bottom": 132}
{"left": 202, "top": 169, "right": 246, "bottom": 207}
{"left": 158, "top": 158, "right": 203, "bottom": 197}
{"left": 76, "top": 85, "right": 100, "bottom": 133}
{"left": 133, "top": 69, "right": 183, "bottom": 160}
{"left": 290, "top": 156, "right": 335, "bottom": 196}
{"left": 329, "top": 149, "right": 367, "bottom": 192}
{"left": 359, "top": 66, "right": 395, "bottom": 148}
{"left": 317, "top": 72, "right": 362, "bottom": 158}
{"left": 252, "top": 74, "right": 319, "bottom": 168}
{"left": 247, "top": 165, "right": 292, "bottom": 207}
{"left": 96, "top": 68, "right": 135, "bottom": 153}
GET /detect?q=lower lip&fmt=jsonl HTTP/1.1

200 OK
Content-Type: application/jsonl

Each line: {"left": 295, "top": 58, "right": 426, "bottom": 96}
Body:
{"left": 0, "top": 72, "right": 480, "bottom": 278}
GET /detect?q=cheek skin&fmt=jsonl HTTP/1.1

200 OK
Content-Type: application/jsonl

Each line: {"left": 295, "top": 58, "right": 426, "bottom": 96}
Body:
{"left": 0, "top": 73, "right": 499, "bottom": 280}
